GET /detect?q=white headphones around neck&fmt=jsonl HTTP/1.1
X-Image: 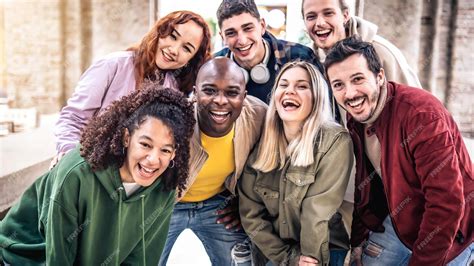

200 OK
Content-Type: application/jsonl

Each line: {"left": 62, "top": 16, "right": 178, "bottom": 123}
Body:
{"left": 230, "top": 39, "right": 271, "bottom": 84}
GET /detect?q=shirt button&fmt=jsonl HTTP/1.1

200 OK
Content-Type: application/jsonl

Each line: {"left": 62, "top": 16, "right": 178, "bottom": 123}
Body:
{"left": 283, "top": 178, "right": 287, "bottom": 182}
{"left": 282, "top": 220, "right": 286, "bottom": 224}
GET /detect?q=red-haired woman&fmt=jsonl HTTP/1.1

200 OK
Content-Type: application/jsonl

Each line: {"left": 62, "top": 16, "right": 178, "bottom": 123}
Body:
{"left": 52, "top": 10, "right": 211, "bottom": 165}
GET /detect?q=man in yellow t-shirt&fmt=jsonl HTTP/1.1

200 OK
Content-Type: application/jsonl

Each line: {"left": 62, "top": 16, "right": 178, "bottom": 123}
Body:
{"left": 159, "top": 57, "right": 267, "bottom": 265}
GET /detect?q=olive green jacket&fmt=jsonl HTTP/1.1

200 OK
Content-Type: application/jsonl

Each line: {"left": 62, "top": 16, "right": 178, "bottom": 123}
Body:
{"left": 239, "top": 123, "right": 353, "bottom": 265}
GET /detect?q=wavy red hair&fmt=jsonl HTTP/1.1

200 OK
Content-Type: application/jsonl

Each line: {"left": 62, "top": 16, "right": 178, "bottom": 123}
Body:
{"left": 128, "top": 11, "right": 211, "bottom": 94}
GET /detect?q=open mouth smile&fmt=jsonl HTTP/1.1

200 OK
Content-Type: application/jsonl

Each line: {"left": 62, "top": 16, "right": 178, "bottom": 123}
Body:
{"left": 345, "top": 97, "right": 366, "bottom": 110}
{"left": 281, "top": 99, "right": 301, "bottom": 111}
{"left": 209, "top": 110, "right": 231, "bottom": 123}
{"left": 162, "top": 50, "right": 175, "bottom": 62}
{"left": 138, "top": 163, "right": 158, "bottom": 179}
{"left": 315, "top": 29, "right": 331, "bottom": 39}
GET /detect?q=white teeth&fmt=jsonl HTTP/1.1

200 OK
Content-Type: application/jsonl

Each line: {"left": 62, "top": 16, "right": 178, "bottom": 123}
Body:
{"left": 163, "top": 51, "right": 174, "bottom": 61}
{"left": 238, "top": 44, "right": 251, "bottom": 51}
{"left": 141, "top": 165, "right": 156, "bottom": 173}
{"left": 347, "top": 98, "right": 364, "bottom": 107}
{"left": 211, "top": 111, "right": 230, "bottom": 116}
{"left": 282, "top": 99, "right": 300, "bottom": 107}
{"left": 316, "top": 29, "right": 331, "bottom": 35}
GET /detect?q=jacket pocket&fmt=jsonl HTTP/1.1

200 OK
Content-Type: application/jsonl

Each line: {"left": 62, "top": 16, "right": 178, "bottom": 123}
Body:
{"left": 254, "top": 185, "right": 279, "bottom": 217}
{"left": 285, "top": 172, "right": 315, "bottom": 204}
{"left": 286, "top": 172, "right": 315, "bottom": 186}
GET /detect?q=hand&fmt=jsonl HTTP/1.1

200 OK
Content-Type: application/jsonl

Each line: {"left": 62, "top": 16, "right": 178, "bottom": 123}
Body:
{"left": 216, "top": 195, "right": 242, "bottom": 231}
{"left": 298, "top": 255, "right": 319, "bottom": 266}
{"left": 49, "top": 152, "right": 66, "bottom": 170}
{"left": 350, "top": 247, "right": 363, "bottom": 266}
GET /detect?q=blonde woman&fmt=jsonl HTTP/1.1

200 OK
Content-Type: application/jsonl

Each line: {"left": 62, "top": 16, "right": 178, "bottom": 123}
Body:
{"left": 239, "top": 61, "right": 353, "bottom": 266}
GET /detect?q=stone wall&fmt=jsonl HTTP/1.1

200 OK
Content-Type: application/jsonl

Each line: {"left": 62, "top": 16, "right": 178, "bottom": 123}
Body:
{"left": 3, "top": 0, "right": 63, "bottom": 113}
{"left": 363, "top": 0, "right": 473, "bottom": 137}
{"left": 446, "top": 0, "right": 474, "bottom": 137}
{"left": 2, "top": 0, "right": 149, "bottom": 112}
{"left": 363, "top": 0, "right": 423, "bottom": 72}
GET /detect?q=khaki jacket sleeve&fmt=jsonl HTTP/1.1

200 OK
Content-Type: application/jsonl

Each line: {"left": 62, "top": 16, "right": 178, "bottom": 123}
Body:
{"left": 300, "top": 131, "right": 353, "bottom": 264}
{"left": 238, "top": 153, "right": 298, "bottom": 265}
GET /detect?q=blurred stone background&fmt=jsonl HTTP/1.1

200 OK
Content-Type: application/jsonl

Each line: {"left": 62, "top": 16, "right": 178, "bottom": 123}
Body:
{"left": 0, "top": 0, "right": 472, "bottom": 136}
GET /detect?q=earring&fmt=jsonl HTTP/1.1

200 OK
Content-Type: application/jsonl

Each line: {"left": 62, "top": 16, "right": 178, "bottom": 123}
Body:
{"left": 169, "top": 160, "right": 175, "bottom": 169}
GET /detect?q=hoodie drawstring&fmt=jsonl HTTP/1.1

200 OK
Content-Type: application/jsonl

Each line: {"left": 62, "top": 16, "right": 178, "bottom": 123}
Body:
{"left": 141, "top": 195, "right": 146, "bottom": 266}
{"left": 116, "top": 187, "right": 124, "bottom": 266}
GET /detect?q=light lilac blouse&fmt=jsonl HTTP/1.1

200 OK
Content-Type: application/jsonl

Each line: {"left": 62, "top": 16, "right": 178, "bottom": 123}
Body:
{"left": 54, "top": 51, "right": 178, "bottom": 153}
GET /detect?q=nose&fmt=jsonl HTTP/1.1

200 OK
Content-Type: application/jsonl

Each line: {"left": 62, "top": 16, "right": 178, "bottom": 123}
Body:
{"left": 168, "top": 43, "right": 178, "bottom": 56}
{"left": 284, "top": 84, "right": 296, "bottom": 95}
{"left": 236, "top": 31, "right": 246, "bottom": 45}
{"left": 345, "top": 83, "right": 358, "bottom": 99}
{"left": 146, "top": 151, "right": 161, "bottom": 165}
{"left": 315, "top": 15, "right": 326, "bottom": 28}
{"left": 213, "top": 92, "right": 229, "bottom": 105}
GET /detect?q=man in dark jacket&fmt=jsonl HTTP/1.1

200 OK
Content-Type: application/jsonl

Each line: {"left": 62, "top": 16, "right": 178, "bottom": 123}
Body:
{"left": 324, "top": 36, "right": 473, "bottom": 266}
{"left": 214, "top": 0, "right": 322, "bottom": 104}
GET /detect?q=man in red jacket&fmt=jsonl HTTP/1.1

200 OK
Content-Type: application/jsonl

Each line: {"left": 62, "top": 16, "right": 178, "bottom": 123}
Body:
{"left": 324, "top": 36, "right": 473, "bottom": 266}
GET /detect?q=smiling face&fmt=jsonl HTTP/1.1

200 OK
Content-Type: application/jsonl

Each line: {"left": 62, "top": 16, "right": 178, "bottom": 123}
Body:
{"left": 327, "top": 53, "right": 384, "bottom": 122}
{"left": 302, "top": 0, "right": 349, "bottom": 51}
{"left": 219, "top": 12, "right": 266, "bottom": 70}
{"left": 195, "top": 58, "right": 247, "bottom": 137}
{"left": 119, "top": 117, "right": 176, "bottom": 187}
{"left": 275, "top": 66, "right": 313, "bottom": 128}
{"left": 155, "top": 20, "right": 204, "bottom": 70}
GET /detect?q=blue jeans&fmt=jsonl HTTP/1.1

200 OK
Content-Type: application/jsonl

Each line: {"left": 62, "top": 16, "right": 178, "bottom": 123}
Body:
{"left": 361, "top": 216, "right": 412, "bottom": 266}
{"left": 361, "top": 216, "right": 473, "bottom": 266}
{"left": 330, "top": 249, "right": 348, "bottom": 266}
{"left": 447, "top": 242, "right": 474, "bottom": 266}
{"left": 158, "top": 194, "right": 250, "bottom": 266}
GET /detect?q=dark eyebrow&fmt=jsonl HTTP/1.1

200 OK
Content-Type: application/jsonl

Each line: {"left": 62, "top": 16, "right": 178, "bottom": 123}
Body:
{"left": 350, "top": 72, "right": 364, "bottom": 78}
{"left": 241, "top": 22, "right": 254, "bottom": 28}
{"left": 279, "top": 78, "right": 310, "bottom": 84}
{"left": 199, "top": 82, "right": 217, "bottom": 87}
{"left": 172, "top": 29, "right": 181, "bottom": 37}
{"left": 322, "top": 7, "right": 336, "bottom": 12}
{"left": 174, "top": 29, "right": 196, "bottom": 51}
{"left": 139, "top": 135, "right": 175, "bottom": 148}
{"left": 138, "top": 135, "right": 153, "bottom": 141}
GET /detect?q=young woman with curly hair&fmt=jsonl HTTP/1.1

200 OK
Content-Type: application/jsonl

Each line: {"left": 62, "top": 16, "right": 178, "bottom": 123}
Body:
{"left": 238, "top": 61, "right": 353, "bottom": 266}
{"left": 52, "top": 10, "right": 211, "bottom": 165}
{"left": 0, "top": 88, "right": 195, "bottom": 265}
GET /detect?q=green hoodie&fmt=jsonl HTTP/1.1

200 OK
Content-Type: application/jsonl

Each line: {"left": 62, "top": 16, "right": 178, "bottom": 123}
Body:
{"left": 0, "top": 147, "right": 175, "bottom": 265}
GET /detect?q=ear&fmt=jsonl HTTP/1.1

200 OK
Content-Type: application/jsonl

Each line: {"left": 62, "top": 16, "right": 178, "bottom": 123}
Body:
{"left": 123, "top": 128, "right": 130, "bottom": 148}
{"left": 191, "top": 86, "right": 198, "bottom": 103}
{"left": 377, "top": 68, "right": 385, "bottom": 87}
{"left": 219, "top": 30, "right": 225, "bottom": 42}
{"left": 260, "top": 18, "right": 266, "bottom": 35}
{"left": 342, "top": 9, "right": 350, "bottom": 25}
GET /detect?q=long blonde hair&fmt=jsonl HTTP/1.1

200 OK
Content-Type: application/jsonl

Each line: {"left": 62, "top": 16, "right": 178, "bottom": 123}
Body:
{"left": 252, "top": 61, "right": 333, "bottom": 172}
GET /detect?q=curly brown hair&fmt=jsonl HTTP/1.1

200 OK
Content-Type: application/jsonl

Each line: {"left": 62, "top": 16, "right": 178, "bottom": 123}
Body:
{"left": 128, "top": 10, "right": 212, "bottom": 94}
{"left": 80, "top": 86, "right": 195, "bottom": 197}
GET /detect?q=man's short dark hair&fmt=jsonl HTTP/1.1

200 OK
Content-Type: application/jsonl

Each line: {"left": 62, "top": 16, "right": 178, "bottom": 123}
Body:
{"left": 324, "top": 36, "right": 383, "bottom": 77}
{"left": 217, "top": 0, "right": 260, "bottom": 28}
